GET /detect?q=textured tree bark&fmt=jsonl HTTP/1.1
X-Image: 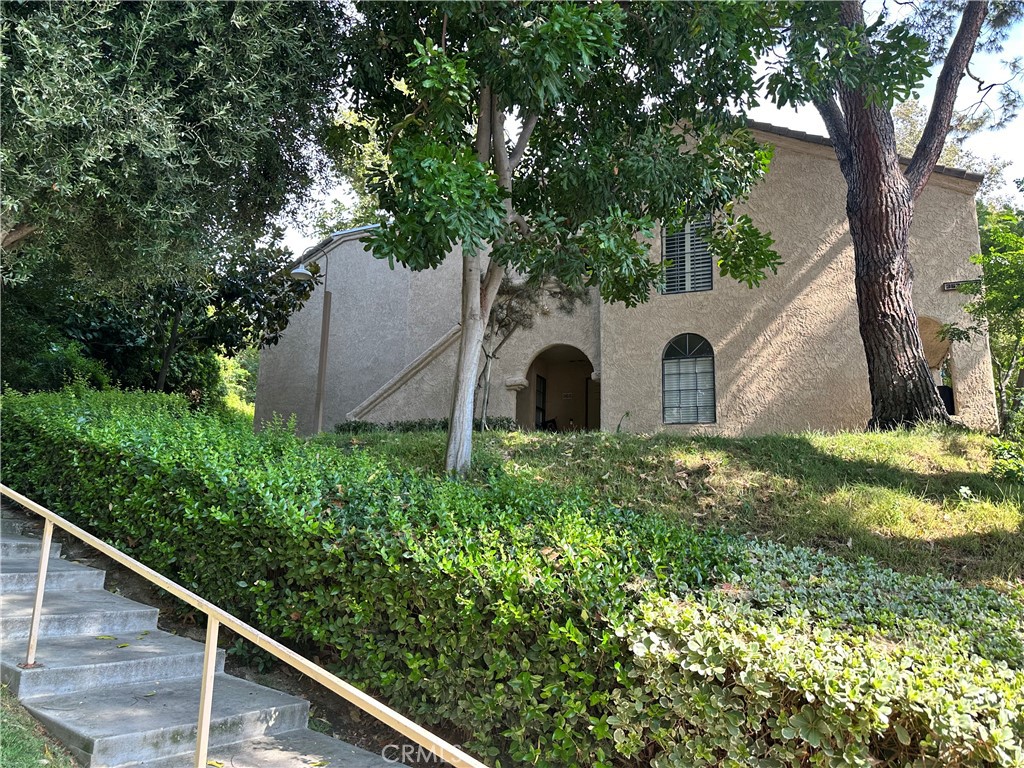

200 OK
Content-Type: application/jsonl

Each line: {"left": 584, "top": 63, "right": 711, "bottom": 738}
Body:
{"left": 845, "top": 155, "right": 949, "bottom": 429}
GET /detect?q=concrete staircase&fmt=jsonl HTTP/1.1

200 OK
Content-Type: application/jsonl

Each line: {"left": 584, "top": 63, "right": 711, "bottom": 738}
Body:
{"left": 0, "top": 511, "right": 394, "bottom": 768}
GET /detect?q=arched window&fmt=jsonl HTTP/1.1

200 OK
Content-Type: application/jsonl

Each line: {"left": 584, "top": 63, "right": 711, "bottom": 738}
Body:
{"left": 663, "top": 334, "right": 715, "bottom": 424}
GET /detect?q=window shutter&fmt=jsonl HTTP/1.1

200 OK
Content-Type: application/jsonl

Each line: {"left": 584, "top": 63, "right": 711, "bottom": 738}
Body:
{"left": 662, "top": 216, "right": 712, "bottom": 294}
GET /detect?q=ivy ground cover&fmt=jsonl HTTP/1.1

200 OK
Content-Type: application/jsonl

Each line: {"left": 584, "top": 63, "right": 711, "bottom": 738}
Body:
{"left": 3, "top": 390, "right": 1022, "bottom": 766}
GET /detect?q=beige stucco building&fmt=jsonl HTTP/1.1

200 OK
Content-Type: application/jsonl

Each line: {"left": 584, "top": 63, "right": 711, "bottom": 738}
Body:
{"left": 256, "top": 123, "right": 999, "bottom": 436}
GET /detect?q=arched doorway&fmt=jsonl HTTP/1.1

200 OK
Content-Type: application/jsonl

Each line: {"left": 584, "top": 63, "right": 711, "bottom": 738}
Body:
{"left": 515, "top": 345, "right": 600, "bottom": 431}
{"left": 918, "top": 315, "right": 955, "bottom": 415}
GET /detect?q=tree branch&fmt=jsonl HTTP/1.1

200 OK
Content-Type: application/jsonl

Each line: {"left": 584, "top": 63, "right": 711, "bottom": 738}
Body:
{"left": 509, "top": 113, "right": 538, "bottom": 170}
{"left": 2, "top": 222, "right": 40, "bottom": 250}
{"left": 509, "top": 211, "right": 531, "bottom": 237}
{"left": 491, "top": 99, "right": 512, "bottom": 189}
{"left": 480, "top": 259, "right": 505, "bottom": 320}
{"left": 905, "top": 1, "right": 988, "bottom": 200}
{"left": 812, "top": 95, "right": 853, "bottom": 174}
{"left": 475, "top": 85, "right": 492, "bottom": 164}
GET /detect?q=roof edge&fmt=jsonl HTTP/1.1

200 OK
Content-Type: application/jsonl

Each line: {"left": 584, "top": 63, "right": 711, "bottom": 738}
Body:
{"left": 748, "top": 120, "right": 985, "bottom": 184}
{"left": 290, "top": 223, "right": 381, "bottom": 268}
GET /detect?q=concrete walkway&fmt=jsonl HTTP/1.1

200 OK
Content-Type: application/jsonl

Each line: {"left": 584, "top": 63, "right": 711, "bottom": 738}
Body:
{"left": 0, "top": 506, "right": 396, "bottom": 767}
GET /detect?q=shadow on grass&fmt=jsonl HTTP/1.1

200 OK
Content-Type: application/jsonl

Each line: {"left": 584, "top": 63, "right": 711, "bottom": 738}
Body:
{"left": 663, "top": 432, "right": 1022, "bottom": 585}
{"left": 688, "top": 431, "right": 1019, "bottom": 506}
{"left": 321, "top": 427, "right": 1023, "bottom": 585}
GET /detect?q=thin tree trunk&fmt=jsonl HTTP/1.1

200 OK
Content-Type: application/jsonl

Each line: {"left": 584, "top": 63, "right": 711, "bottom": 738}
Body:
{"left": 445, "top": 253, "right": 504, "bottom": 473}
{"left": 479, "top": 351, "right": 494, "bottom": 430}
{"left": 446, "top": 252, "right": 486, "bottom": 472}
{"left": 155, "top": 309, "right": 182, "bottom": 393}
{"left": 444, "top": 86, "right": 519, "bottom": 472}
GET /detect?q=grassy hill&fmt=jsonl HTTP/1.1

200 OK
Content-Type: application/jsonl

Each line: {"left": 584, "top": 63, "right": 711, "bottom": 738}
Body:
{"left": 319, "top": 426, "right": 1023, "bottom": 592}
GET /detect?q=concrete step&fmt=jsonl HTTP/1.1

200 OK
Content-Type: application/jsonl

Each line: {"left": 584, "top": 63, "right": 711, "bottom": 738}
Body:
{"left": 24, "top": 674, "right": 311, "bottom": 767}
{"left": 1, "top": 518, "right": 25, "bottom": 535}
{"left": 0, "top": 589, "right": 158, "bottom": 639}
{"left": 2, "top": 630, "right": 224, "bottom": 699}
{"left": 1, "top": 532, "right": 63, "bottom": 558}
{"left": 0, "top": 554, "right": 106, "bottom": 593}
{"left": 139, "top": 729, "right": 395, "bottom": 768}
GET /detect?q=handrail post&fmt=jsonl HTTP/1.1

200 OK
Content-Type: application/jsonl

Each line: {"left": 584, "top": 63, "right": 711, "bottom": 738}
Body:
{"left": 194, "top": 617, "right": 220, "bottom": 768}
{"left": 19, "top": 519, "right": 53, "bottom": 669}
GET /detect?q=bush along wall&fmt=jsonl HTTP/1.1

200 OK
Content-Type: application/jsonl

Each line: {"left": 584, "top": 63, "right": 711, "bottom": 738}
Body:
{"left": 2, "top": 390, "right": 1022, "bottom": 767}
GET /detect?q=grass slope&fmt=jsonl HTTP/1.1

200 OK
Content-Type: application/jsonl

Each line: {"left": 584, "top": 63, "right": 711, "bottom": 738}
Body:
{"left": 318, "top": 426, "right": 1023, "bottom": 591}
{"left": 1, "top": 687, "right": 77, "bottom": 768}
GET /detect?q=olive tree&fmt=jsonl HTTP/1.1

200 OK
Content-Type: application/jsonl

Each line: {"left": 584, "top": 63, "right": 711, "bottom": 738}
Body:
{"left": 1, "top": 1, "right": 345, "bottom": 289}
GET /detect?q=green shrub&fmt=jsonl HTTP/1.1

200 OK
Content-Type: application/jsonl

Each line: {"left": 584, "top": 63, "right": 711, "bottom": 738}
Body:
{"left": 0, "top": 336, "right": 110, "bottom": 393}
{"left": 992, "top": 436, "right": 1024, "bottom": 483}
{"left": 334, "top": 416, "right": 520, "bottom": 433}
{"left": 3, "top": 390, "right": 1022, "bottom": 767}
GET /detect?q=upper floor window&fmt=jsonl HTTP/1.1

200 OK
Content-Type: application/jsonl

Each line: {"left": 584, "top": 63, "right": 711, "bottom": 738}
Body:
{"left": 663, "top": 333, "right": 715, "bottom": 424}
{"left": 662, "top": 216, "right": 712, "bottom": 294}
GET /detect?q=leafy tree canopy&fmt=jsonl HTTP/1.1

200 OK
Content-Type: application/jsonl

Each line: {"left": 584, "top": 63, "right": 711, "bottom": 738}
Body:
{"left": 965, "top": 198, "right": 1024, "bottom": 430}
{"left": 343, "top": 1, "right": 784, "bottom": 304}
{"left": 0, "top": 0, "right": 345, "bottom": 291}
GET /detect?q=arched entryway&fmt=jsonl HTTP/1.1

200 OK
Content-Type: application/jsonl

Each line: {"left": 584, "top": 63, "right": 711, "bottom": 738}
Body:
{"left": 515, "top": 345, "right": 600, "bottom": 430}
{"left": 918, "top": 315, "right": 955, "bottom": 415}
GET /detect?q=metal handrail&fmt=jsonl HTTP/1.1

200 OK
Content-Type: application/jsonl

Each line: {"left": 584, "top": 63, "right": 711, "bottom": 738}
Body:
{"left": 0, "top": 484, "right": 488, "bottom": 768}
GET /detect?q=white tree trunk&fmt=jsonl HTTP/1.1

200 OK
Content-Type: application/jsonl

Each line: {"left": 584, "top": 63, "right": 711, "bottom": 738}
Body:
{"left": 442, "top": 89, "right": 522, "bottom": 472}
{"left": 445, "top": 252, "right": 486, "bottom": 473}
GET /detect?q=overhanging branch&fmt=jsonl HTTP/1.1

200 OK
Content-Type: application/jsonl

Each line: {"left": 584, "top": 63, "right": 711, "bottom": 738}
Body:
{"left": 2, "top": 222, "right": 40, "bottom": 250}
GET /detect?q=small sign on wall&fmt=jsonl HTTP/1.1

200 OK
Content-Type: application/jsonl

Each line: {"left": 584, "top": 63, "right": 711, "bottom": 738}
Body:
{"left": 942, "top": 279, "right": 980, "bottom": 292}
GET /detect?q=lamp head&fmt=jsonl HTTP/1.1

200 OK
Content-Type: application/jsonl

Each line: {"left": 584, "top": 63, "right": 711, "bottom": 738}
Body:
{"left": 289, "top": 264, "right": 314, "bottom": 282}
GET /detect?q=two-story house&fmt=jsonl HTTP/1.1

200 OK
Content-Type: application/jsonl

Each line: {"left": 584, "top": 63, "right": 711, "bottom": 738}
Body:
{"left": 256, "top": 122, "right": 999, "bottom": 436}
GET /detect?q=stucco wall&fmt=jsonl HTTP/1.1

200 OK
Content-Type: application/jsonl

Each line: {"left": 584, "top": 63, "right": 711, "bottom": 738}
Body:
{"left": 256, "top": 232, "right": 462, "bottom": 434}
{"left": 598, "top": 132, "right": 997, "bottom": 435}
{"left": 355, "top": 283, "right": 602, "bottom": 426}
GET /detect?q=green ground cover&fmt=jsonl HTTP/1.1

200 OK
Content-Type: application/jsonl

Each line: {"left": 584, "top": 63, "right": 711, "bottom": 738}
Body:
{"left": 321, "top": 427, "right": 1023, "bottom": 592}
{"left": 3, "top": 389, "right": 1022, "bottom": 766}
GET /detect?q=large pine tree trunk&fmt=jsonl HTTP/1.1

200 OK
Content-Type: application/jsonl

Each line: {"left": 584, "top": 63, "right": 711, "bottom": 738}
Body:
{"left": 812, "top": 0, "right": 985, "bottom": 431}
{"left": 846, "top": 168, "right": 949, "bottom": 428}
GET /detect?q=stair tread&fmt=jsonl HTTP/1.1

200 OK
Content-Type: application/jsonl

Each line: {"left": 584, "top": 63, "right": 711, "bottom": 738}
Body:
{"left": 1, "top": 555, "right": 101, "bottom": 575}
{"left": 138, "top": 729, "right": 398, "bottom": 768}
{"left": 24, "top": 674, "right": 308, "bottom": 740}
{"left": 1, "top": 589, "right": 158, "bottom": 619}
{"left": 2, "top": 629, "right": 208, "bottom": 675}
{"left": 1, "top": 532, "right": 62, "bottom": 550}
